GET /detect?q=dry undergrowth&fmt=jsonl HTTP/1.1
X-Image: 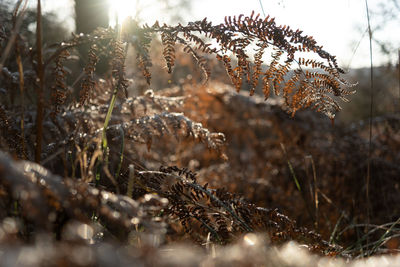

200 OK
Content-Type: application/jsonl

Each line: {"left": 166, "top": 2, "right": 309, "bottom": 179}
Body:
{"left": 0, "top": 2, "right": 399, "bottom": 266}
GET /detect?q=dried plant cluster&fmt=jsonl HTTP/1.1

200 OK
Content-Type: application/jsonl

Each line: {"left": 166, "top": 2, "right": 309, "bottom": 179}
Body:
{"left": 0, "top": 3, "right": 399, "bottom": 266}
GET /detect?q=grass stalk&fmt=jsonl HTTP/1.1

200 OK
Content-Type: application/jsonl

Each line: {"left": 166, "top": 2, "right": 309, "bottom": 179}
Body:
{"left": 281, "top": 143, "right": 316, "bottom": 224}
{"left": 369, "top": 217, "right": 400, "bottom": 255}
{"left": 281, "top": 143, "right": 301, "bottom": 192}
{"left": 102, "top": 85, "right": 118, "bottom": 153}
{"left": 329, "top": 212, "right": 344, "bottom": 245}
{"left": 95, "top": 83, "right": 118, "bottom": 185}
{"left": 97, "top": 33, "right": 127, "bottom": 185}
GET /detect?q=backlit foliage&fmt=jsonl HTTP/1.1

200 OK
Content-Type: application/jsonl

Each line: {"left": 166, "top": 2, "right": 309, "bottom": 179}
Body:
{"left": 119, "top": 12, "right": 355, "bottom": 118}
{"left": 47, "top": 12, "right": 355, "bottom": 118}
{"left": 1, "top": 3, "right": 399, "bottom": 266}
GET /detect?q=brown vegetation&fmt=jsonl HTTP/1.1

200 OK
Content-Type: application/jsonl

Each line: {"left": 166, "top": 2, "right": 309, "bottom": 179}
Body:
{"left": 0, "top": 1, "right": 399, "bottom": 265}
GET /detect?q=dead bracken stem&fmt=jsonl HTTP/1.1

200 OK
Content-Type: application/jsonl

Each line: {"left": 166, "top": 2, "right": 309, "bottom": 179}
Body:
{"left": 34, "top": 0, "right": 44, "bottom": 163}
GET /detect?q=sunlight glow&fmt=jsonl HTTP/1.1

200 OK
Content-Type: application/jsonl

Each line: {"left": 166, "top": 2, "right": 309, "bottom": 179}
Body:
{"left": 243, "top": 233, "right": 258, "bottom": 246}
{"left": 108, "top": 0, "right": 136, "bottom": 26}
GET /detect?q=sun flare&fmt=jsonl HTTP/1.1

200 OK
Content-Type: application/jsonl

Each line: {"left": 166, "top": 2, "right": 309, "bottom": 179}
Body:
{"left": 108, "top": 0, "right": 136, "bottom": 26}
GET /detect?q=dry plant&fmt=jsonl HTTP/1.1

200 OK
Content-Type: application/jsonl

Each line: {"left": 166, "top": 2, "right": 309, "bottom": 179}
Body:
{"left": 0, "top": 1, "right": 399, "bottom": 266}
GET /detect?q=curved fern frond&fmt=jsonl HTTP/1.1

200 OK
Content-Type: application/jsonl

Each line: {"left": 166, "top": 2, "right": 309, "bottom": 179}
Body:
{"left": 137, "top": 12, "right": 354, "bottom": 118}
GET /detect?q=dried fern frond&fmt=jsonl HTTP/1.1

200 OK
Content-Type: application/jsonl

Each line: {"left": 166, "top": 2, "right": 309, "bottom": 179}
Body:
{"left": 121, "top": 89, "right": 186, "bottom": 117}
{"left": 0, "top": 25, "right": 6, "bottom": 46}
{"left": 105, "top": 112, "right": 225, "bottom": 151}
{"left": 79, "top": 44, "right": 99, "bottom": 105}
{"left": 161, "top": 31, "right": 176, "bottom": 73}
{"left": 0, "top": 105, "right": 25, "bottom": 158}
{"left": 178, "top": 35, "right": 211, "bottom": 82}
{"left": 117, "top": 12, "right": 355, "bottom": 118}
{"left": 51, "top": 49, "right": 69, "bottom": 116}
{"left": 60, "top": 89, "right": 186, "bottom": 123}
{"left": 132, "top": 165, "right": 338, "bottom": 252}
{"left": 122, "top": 19, "right": 153, "bottom": 84}
{"left": 110, "top": 39, "right": 129, "bottom": 97}
{"left": 48, "top": 11, "right": 352, "bottom": 118}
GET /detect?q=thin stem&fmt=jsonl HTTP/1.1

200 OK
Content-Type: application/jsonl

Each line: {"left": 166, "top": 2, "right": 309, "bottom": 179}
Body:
{"left": 126, "top": 165, "right": 135, "bottom": 197}
{"left": 97, "top": 33, "right": 126, "bottom": 185}
{"left": 329, "top": 212, "right": 344, "bottom": 245}
{"left": 398, "top": 49, "right": 400, "bottom": 110}
{"left": 96, "top": 83, "right": 118, "bottom": 186}
{"left": 114, "top": 127, "right": 125, "bottom": 179}
{"left": 369, "top": 217, "right": 400, "bottom": 256}
{"left": 101, "top": 85, "right": 118, "bottom": 152}
{"left": 346, "top": 28, "right": 368, "bottom": 70}
{"left": 364, "top": 0, "right": 374, "bottom": 252}
{"left": 281, "top": 143, "right": 315, "bottom": 224}
{"left": 13, "top": 1, "right": 27, "bottom": 159}
{"left": 15, "top": 41, "right": 26, "bottom": 159}
{"left": 258, "top": 0, "right": 266, "bottom": 17}
{"left": 35, "top": 0, "right": 44, "bottom": 163}
{"left": 306, "top": 155, "right": 319, "bottom": 231}
{"left": 281, "top": 143, "right": 301, "bottom": 192}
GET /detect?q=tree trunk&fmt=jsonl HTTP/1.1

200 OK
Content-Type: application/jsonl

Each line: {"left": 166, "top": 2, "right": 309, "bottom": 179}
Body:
{"left": 74, "top": 0, "right": 109, "bottom": 34}
{"left": 74, "top": 0, "right": 110, "bottom": 75}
